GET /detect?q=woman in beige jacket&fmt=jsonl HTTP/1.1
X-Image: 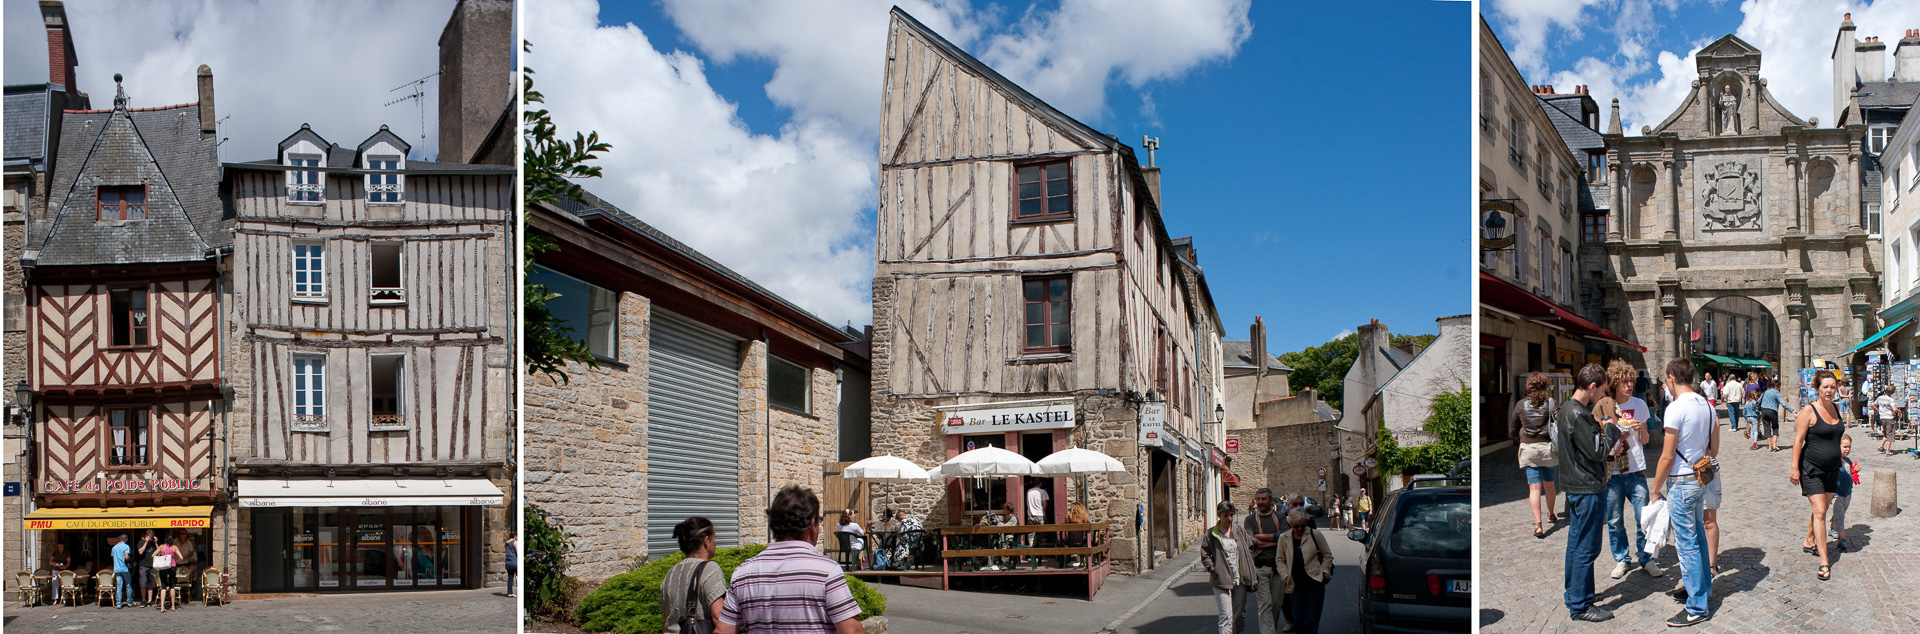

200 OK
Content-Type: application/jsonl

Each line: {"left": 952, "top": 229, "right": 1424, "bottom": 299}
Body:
{"left": 1286, "top": 507, "right": 1335, "bottom": 634}
{"left": 1202, "top": 500, "right": 1258, "bottom": 633}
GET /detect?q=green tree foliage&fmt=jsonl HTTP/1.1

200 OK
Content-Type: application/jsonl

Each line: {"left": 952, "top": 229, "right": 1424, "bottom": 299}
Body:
{"left": 1277, "top": 333, "right": 1358, "bottom": 411}
{"left": 523, "top": 43, "right": 612, "bottom": 383}
{"left": 1378, "top": 383, "right": 1472, "bottom": 478}
{"left": 576, "top": 543, "right": 887, "bottom": 633}
{"left": 525, "top": 505, "right": 582, "bottom": 621}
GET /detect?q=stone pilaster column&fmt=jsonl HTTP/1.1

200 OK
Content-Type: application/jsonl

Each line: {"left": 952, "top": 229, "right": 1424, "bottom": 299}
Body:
{"left": 1787, "top": 156, "right": 1803, "bottom": 232}
{"left": 1849, "top": 152, "right": 1864, "bottom": 231}
{"left": 1665, "top": 159, "right": 1681, "bottom": 240}
{"left": 1748, "top": 74, "right": 1763, "bottom": 135}
{"left": 1609, "top": 159, "right": 1625, "bottom": 240}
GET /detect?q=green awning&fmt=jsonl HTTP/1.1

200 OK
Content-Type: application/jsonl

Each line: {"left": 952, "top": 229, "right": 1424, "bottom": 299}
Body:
{"left": 1844, "top": 318, "right": 1913, "bottom": 356}
{"left": 1699, "top": 353, "right": 1740, "bottom": 366}
{"left": 1729, "top": 356, "right": 1773, "bottom": 369}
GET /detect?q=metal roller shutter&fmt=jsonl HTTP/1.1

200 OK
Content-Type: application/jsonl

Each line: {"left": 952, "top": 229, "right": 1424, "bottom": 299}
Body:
{"left": 646, "top": 311, "right": 743, "bottom": 557}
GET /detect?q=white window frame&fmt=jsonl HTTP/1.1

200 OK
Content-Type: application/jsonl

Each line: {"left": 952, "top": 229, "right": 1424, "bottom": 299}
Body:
{"left": 365, "top": 155, "right": 403, "bottom": 204}
{"left": 1870, "top": 126, "right": 1894, "bottom": 154}
{"left": 369, "top": 354, "right": 407, "bottom": 431}
{"left": 293, "top": 242, "right": 326, "bottom": 301}
{"left": 768, "top": 355, "right": 812, "bottom": 416}
{"left": 292, "top": 354, "right": 327, "bottom": 432}
{"left": 287, "top": 154, "right": 323, "bottom": 203}
{"left": 369, "top": 242, "right": 405, "bottom": 306}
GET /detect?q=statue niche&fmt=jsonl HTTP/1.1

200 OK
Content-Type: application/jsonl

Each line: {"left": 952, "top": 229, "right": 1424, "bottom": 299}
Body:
{"left": 1700, "top": 160, "right": 1763, "bottom": 231}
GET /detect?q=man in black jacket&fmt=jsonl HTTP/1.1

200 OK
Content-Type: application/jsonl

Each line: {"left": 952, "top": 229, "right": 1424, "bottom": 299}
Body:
{"left": 1559, "top": 363, "right": 1622, "bottom": 623}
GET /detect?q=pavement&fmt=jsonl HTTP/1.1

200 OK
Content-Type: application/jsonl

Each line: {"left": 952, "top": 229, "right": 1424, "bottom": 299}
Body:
{"left": 873, "top": 527, "right": 1363, "bottom": 634}
{"left": 1479, "top": 413, "right": 1920, "bottom": 632}
{"left": 0, "top": 587, "right": 516, "bottom": 633}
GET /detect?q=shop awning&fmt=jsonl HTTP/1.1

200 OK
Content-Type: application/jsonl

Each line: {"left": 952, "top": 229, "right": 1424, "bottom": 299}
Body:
{"left": 1729, "top": 356, "right": 1774, "bottom": 369}
{"left": 1699, "top": 353, "right": 1739, "bottom": 366}
{"left": 1223, "top": 472, "right": 1242, "bottom": 487}
{"left": 23, "top": 505, "right": 213, "bottom": 531}
{"left": 1845, "top": 318, "right": 1913, "bottom": 356}
{"left": 237, "top": 478, "right": 504, "bottom": 508}
{"left": 1480, "top": 272, "right": 1647, "bottom": 352}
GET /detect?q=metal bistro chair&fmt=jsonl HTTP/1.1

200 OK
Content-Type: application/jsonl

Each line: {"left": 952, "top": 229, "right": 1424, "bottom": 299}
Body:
{"left": 202, "top": 568, "right": 228, "bottom": 607}
{"left": 95, "top": 570, "right": 115, "bottom": 607}
{"left": 56, "top": 571, "right": 80, "bottom": 607}
{"left": 15, "top": 570, "right": 42, "bottom": 607}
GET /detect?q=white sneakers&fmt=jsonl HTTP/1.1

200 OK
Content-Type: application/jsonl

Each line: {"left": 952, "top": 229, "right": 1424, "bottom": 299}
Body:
{"left": 1612, "top": 561, "right": 1631, "bottom": 579}
{"left": 1644, "top": 561, "right": 1664, "bottom": 577}
{"left": 1612, "top": 560, "right": 1665, "bottom": 579}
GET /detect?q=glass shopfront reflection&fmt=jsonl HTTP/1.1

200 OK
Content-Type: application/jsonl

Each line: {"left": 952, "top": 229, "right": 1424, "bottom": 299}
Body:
{"left": 251, "top": 506, "right": 477, "bottom": 593}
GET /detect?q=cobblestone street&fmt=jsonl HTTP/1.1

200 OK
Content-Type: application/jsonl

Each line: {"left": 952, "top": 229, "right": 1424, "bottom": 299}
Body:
{"left": 0, "top": 588, "right": 514, "bottom": 633}
{"left": 1479, "top": 418, "right": 1920, "bottom": 632}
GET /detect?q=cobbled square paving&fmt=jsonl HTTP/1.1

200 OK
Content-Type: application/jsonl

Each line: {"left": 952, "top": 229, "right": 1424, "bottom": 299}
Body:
{"left": 0, "top": 587, "right": 514, "bottom": 633}
{"left": 1480, "top": 418, "right": 1920, "bottom": 632}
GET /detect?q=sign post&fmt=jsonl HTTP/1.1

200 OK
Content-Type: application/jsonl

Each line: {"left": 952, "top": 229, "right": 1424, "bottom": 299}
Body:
{"left": 1138, "top": 403, "right": 1166, "bottom": 446}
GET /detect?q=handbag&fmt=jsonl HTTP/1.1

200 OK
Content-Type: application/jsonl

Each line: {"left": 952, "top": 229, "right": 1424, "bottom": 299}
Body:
{"left": 153, "top": 551, "right": 175, "bottom": 571}
{"left": 676, "top": 560, "right": 715, "bottom": 634}
{"left": 1683, "top": 441, "right": 1717, "bottom": 486}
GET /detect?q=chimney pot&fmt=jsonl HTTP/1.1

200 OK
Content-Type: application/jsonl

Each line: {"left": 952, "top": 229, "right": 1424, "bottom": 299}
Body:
{"left": 196, "top": 65, "right": 215, "bottom": 137}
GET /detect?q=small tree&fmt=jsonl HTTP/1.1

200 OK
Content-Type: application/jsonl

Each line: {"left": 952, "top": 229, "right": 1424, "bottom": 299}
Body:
{"left": 522, "top": 41, "right": 611, "bottom": 383}
{"left": 524, "top": 504, "right": 581, "bottom": 621}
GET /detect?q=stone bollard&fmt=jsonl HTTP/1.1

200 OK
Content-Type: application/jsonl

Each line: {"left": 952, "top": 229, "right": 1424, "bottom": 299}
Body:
{"left": 1871, "top": 469, "right": 1898, "bottom": 518}
{"left": 862, "top": 615, "right": 888, "bottom": 634}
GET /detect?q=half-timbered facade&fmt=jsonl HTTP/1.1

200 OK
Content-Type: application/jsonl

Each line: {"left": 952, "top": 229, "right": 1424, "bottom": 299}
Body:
{"left": 222, "top": 124, "right": 513, "bottom": 593}
{"left": 869, "top": 9, "right": 1225, "bottom": 576}
{"left": 17, "top": 73, "right": 229, "bottom": 581}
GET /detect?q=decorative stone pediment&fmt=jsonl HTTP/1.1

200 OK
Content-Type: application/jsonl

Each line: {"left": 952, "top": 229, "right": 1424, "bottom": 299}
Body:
{"left": 1699, "top": 159, "right": 1764, "bottom": 231}
{"left": 1697, "top": 34, "right": 1760, "bottom": 60}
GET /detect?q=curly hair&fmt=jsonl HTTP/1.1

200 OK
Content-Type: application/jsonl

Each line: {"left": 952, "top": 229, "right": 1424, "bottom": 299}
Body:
{"left": 1524, "top": 372, "right": 1549, "bottom": 407}
{"left": 1606, "top": 360, "right": 1637, "bottom": 396}
{"left": 767, "top": 485, "right": 821, "bottom": 541}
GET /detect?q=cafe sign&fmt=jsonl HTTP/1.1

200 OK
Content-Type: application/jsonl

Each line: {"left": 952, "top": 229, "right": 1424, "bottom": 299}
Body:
{"left": 41, "top": 477, "right": 207, "bottom": 495}
{"left": 941, "top": 402, "right": 1076, "bottom": 435}
{"left": 1138, "top": 403, "right": 1166, "bottom": 446}
{"left": 26, "top": 516, "right": 210, "bottom": 531}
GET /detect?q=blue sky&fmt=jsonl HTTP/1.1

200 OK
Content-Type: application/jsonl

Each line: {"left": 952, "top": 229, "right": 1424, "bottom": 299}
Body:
{"left": 529, "top": 0, "right": 1470, "bottom": 354}
{"left": 1485, "top": 0, "right": 1920, "bottom": 139}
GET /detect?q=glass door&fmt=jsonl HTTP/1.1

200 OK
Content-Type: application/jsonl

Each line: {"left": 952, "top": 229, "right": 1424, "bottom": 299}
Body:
{"left": 351, "top": 509, "right": 390, "bottom": 588}
{"left": 317, "top": 509, "right": 342, "bottom": 589}
{"left": 292, "top": 509, "right": 317, "bottom": 589}
{"left": 391, "top": 508, "right": 417, "bottom": 587}
{"left": 438, "top": 507, "right": 464, "bottom": 587}
{"left": 251, "top": 509, "right": 290, "bottom": 593}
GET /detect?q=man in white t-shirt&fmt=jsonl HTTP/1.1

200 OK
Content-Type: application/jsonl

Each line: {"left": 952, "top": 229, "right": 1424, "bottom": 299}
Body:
{"left": 1700, "top": 373, "right": 1719, "bottom": 409}
{"left": 1723, "top": 375, "right": 1745, "bottom": 432}
{"left": 1652, "top": 359, "right": 1718, "bottom": 627}
{"left": 1602, "top": 361, "right": 1661, "bottom": 580}
{"left": 1026, "top": 480, "right": 1051, "bottom": 525}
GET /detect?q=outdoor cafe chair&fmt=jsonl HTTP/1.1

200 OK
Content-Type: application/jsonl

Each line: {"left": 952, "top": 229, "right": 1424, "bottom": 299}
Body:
{"left": 202, "top": 568, "right": 227, "bottom": 607}
{"left": 15, "top": 570, "right": 42, "bottom": 607}
{"left": 94, "top": 570, "right": 115, "bottom": 607}
{"left": 56, "top": 570, "right": 80, "bottom": 607}
{"left": 828, "top": 531, "right": 860, "bottom": 571}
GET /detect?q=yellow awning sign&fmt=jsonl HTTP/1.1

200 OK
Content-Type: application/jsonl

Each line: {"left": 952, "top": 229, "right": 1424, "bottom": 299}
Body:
{"left": 22, "top": 505, "right": 213, "bottom": 531}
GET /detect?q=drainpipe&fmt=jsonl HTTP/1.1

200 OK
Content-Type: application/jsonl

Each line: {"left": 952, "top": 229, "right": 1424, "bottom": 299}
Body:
{"left": 215, "top": 247, "right": 230, "bottom": 576}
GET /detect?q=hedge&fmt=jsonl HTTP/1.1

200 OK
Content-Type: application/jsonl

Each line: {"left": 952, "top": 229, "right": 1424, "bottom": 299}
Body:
{"left": 576, "top": 543, "right": 887, "bottom": 633}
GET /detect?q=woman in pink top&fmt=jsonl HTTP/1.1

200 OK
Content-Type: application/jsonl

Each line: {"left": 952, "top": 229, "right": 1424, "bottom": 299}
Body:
{"left": 153, "top": 537, "right": 182, "bottom": 612}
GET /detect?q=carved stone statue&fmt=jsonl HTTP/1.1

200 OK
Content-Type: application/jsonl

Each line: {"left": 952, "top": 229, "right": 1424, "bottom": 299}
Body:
{"left": 1718, "top": 83, "right": 1740, "bottom": 135}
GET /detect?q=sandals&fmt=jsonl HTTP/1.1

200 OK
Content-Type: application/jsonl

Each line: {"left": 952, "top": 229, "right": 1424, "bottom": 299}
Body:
{"left": 1534, "top": 522, "right": 1546, "bottom": 539}
{"left": 1804, "top": 545, "right": 1819, "bottom": 555}
{"left": 1710, "top": 565, "right": 1721, "bottom": 576}
{"left": 1818, "top": 565, "right": 1831, "bottom": 581}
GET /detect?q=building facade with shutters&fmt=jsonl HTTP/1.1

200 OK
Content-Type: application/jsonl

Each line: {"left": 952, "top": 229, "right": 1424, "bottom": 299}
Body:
{"left": 219, "top": 124, "right": 514, "bottom": 594}
{"left": 867, "top": 8, "right": 1225, "bottom": 575}
{"left": 521, "top": 190, "right": 871, "bottom": 584}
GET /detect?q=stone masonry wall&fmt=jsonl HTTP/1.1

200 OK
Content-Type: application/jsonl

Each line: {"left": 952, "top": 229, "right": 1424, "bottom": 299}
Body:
{"left": 741, "top": 360, "right": 840, "bottom": 548}
{"left": 522, "top": 291, "right": 650, "bottom": 584}
{"left": 1227, "top": 429, "right": 1270, "bottom": 513}
{"left": 1263, "top": 421, "right": 1340, "bottom": 503}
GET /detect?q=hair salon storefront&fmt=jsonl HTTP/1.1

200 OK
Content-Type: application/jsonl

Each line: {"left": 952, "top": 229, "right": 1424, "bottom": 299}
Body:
{"left": 236, "top": 478, "right": 503, "bottom": 593}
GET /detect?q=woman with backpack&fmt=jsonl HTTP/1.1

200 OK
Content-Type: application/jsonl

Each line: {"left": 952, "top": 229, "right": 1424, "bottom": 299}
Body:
{"left": 661, "top": 517, "right": 725, "bottom": 634}
{"left": 1510, "top": 371, "right": 1560, "bottom": 538}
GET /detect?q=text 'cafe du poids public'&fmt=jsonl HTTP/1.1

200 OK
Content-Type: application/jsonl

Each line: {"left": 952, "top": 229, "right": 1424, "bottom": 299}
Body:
{"left": 21, "top": 476, "right": 219, "bottom": 599}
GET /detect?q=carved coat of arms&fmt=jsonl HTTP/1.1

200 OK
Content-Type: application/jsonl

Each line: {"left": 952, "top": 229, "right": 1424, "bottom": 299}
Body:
{"left": 1701, "top": 160, "right": 1762, "bottom": 230}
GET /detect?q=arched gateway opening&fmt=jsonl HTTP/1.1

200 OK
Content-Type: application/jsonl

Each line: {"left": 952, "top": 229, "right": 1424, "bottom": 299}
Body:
{"left": 1688, "top": 296, "right": 1781, "bottom": 380}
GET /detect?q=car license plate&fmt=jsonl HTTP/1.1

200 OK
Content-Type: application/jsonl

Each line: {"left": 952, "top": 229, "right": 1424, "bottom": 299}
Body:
{"left": 1448, "top": 579, "right": 1470, "bottom": 594}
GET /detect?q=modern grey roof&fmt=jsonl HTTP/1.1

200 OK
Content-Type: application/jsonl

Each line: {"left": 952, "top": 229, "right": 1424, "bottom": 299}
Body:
{"left": 1221, "top": 340, "right": 1291, "bottom": 371}
{"left": 4, "top": 85, "right": 50, "bottom": 162}
{"left": 31, "top": 101, "right": 227, "bottom": 266}
{"left": 1857, "top": 80, "right": 1920, "bottom": 110}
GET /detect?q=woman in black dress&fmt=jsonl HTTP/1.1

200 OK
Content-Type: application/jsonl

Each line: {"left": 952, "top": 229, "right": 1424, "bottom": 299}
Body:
{"left": 1789, "top": 372, "right": 1845, "bottom": 581}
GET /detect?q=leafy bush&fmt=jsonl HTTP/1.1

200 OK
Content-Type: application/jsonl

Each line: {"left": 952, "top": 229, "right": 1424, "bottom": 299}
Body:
{"left": 525, "top": 505, "right": 581, "bottom": 621}
{"left": 576, "top": 543, "right": 886, "bottom": 633}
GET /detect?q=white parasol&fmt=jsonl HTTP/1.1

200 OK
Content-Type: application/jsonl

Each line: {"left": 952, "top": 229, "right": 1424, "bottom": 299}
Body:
{"left": 842, "top": 455, "right": 934, "bottom": 482}
{"left": 932, "top": 446, "right": 1039, "bottom": 479}
{"left": 1035, "top": 448, "right": 1127, "bottom": 475}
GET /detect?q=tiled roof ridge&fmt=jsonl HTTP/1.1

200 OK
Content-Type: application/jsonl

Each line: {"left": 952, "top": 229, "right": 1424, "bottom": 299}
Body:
{"left": 65, "top": 101, "right": 196, "bottom": 114}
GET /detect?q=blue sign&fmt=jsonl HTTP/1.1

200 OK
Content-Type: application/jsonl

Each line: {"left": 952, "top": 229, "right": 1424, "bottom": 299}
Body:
{"left": 3, "top": 482, "right": 19, "bottom": 497}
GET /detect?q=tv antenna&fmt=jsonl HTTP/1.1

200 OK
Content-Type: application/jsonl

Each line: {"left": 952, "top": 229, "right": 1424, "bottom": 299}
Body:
{"left": 213, "top": 114, "right": 231, "bottom": 162}
{"left": 384, "top": 72, "right": 439, "bottom": 145}
{"left": 1141, "top": 135, "right": 1160, "bottom": 167}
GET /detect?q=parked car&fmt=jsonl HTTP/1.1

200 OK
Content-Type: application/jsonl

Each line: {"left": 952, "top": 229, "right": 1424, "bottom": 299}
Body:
{"left": 1348, "top": 476, "right": 1469, "bottom": 633}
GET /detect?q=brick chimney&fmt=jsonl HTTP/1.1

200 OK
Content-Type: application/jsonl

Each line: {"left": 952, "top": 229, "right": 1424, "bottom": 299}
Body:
{"left": 41, "top": 1, "right": 77, "bottom": 93}
{"left": 197, "top": 65, "right": 216, "bottom": 138}
{"left": 438, "top": 0, "right": 511, "bottom": 163}
{"left": 1897, "top": 29, "right": 1920, "bottom": 83}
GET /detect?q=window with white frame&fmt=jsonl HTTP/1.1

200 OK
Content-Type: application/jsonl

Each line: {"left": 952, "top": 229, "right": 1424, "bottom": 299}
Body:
{"left": 768, "top": 355, "right": 811, "bottom": 415}
{"left": 1704, "top": 312, "right": 1714, "bottom": 351}
{"left": 370, "top": 354, "right": 406, "bottom": 430}
{"left": 287, "top": 155, "right": 323, "bottom": 202}
{"left": 292, "top": 354, "right": 326, "bottom": 431}
{"left": 1870, "top": 126, "right": 1894, "bottom": 154}
{"left": 1894, "top": 238, "right": 1905, "bottom": 299}
{"left": 1539, "top": 231, "right": 1553, "bottom": 297}
{"left": 366, "top": 156, "right": 402, "bottom": 203}
{"left": 293, "top": 243, "right": 325, "bottom": 299}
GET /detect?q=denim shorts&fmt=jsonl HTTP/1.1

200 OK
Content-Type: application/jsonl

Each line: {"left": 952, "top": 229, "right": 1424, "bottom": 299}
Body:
{"left": 1525, "top": 465, "right": 1558, "bottom": 484}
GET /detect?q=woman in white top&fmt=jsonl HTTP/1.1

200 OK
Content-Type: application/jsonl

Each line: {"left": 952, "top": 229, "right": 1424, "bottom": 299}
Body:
{"left": 1600, "top": 361, "right": 1660, "bottom": 579}
{"left": 838, "top": 508, "right": 867, "bottom": 568}
{"left": 1201, "top": 501, "right": 1257, "bottom": 634}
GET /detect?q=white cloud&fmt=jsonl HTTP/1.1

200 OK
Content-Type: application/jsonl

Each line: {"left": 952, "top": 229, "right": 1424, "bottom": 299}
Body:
{"left": 5, "top": 0, "right": 465, "bottom": 161}
{"left": 1488, "top": 0, "right": 1605, "bottom": 77}
{"left": 530, "top": 0, "right": 1252, "bottom": 326}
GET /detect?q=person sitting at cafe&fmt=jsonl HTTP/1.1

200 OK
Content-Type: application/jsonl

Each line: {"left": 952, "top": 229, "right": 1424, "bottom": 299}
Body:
{"left": 1066, "top": 503, "right": 1092, "bottom": 567}
{"left": 837, "top": 509, "right": 867, "bottom": 568}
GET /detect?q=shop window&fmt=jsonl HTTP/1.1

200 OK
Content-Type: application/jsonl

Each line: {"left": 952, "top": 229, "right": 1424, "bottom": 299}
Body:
{"left": 1014, "top": 160, "right": 1072, "bottom": 221}
{"left": 370, "top": 355, "right": 406, "bottom": 431}
{"left": 109, "top": 287, "right": 150, "bottom": 347}
{"left": 107, "top": 408, "right": 149, "bottom": 466}
{"left": 96, "top": 185, "right": 146, "bottom": 221}
{"left": 294, "top": 243, "right": 326, "bottom": 300}
{"left": 769, "top": 355, "right": 810, "bottom": 415}
{"left": 365, "top": 156, "right": 403, "bottom": 203}
{"left": 528, "top": 265, "right": 618, "bottom": 360}
{"left": 292, "top": 354, "right": 326, "bottom": 432}
{"left": 960, "top": 434, "right": 1009, "bottom": 517}
{"left": 369, "top": 243, "right": 404, "bottom": 305}
{"left": 1023, "top": 276, "right": 1071, "bottom": 353}
{"left": 287, "top": 155, "right": 323, "bottom": 202}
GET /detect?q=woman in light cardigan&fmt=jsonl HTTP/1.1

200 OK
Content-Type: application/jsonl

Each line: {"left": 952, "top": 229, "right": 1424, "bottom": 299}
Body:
{"left": 1201, "top": 500, "right": 1257, "bottom": 634}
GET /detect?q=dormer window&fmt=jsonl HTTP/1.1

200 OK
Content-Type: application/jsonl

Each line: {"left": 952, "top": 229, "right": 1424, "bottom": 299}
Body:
{"left": 287, "top": 155, "right": 323, "bottom": 202}
{"left": 367, "top": 156, "right": 402, "bottom": 203}
{"left": 96, "top": 185, "right": 146, "bottom": 221}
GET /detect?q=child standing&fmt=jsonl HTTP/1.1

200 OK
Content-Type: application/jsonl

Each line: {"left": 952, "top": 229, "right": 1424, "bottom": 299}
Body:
{"left": 1830, "top": 434, "right": 1859, "bottom": 551}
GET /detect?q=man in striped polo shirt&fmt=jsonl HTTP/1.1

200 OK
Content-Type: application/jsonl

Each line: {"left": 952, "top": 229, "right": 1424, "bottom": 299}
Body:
{"left": 717, "top": 485, "right": 864, "bottom": 634}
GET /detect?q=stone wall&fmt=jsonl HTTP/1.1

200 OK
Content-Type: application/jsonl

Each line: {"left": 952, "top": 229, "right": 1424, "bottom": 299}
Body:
{"left": 3, "top": 174, "right": 29, "bottom": 596}
{"left": 522, "top": 291, "right": 650, "bottom": 584}
{"left": 1263, "top": 421, "right": 1341, "bottom": 503}
{"left": 1226, "top": 429, "right": 1270, "bottom": 512}
{"left": 737, "top": 343, "right": 843, "bottom": 547}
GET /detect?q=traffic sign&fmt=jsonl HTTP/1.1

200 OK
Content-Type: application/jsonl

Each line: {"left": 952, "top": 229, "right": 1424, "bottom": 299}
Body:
{"left": 1352, "top": 465, "right": 1366, "bottom": 476}
{"left": 1317, "top": 468, "right": 1326, "bottom": 478}
{"left": 1225, "top": 436, "right": 1239, "bottom": 453}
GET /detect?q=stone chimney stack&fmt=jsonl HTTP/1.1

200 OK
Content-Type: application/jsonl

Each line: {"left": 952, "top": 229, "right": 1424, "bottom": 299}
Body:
{"left": 197, "top": 65, "right": 216, "bottom": 138}
{"left": 1858, "top": 35, "right": 1888, "bottom": 84}
{"left": 438, "top": 0, "right": 511, "bottom": 163}
{"left": 40, "top": 1, "right": 77, "bottom": 94}
{"left": 1897, "top": 30, "right": 1920, "bottom": 82}
{"left": 1834, "top": 13, "right": 1859, "bottom": 125}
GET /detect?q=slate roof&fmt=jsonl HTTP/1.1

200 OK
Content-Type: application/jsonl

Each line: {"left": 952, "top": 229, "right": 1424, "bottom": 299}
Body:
{"left": 1382, "top": 345, "right": 1415, "bottom": 371}
{"left": 1221, "top": 340, "right": 1291, "bottom": 371}
{"left": 1539, "top": 95, "right": 1605, "bottom": 154}
{"left": 226, "top": 155, "right": 512, "bottom": 174}
{"left": 1856, "top": 81, "right": 1920, "bottom": 110}
{"left": 31, "top": 101, "right": 227, "bottom": 266}
{"left": 4, "top": 85, "right": 50, "bottom": 162}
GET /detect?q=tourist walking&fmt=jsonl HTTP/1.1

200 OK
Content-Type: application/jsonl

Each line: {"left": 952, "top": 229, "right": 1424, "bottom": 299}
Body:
{"left": 1557, "top": 363, "right": 1621, "bottom": 623}
{"left": 1701, "top": 372, "right": 1719, "bottom": 410}
{"left": 153, "top": 537, "right": 180, "bottom": 612}
{"left": 1286, "top": 507, "right": 1334, "bottom": 634}
{"left": 1791, "top": 372, "right": 1846, "bottom": 582}
{"left": 716, "top": 485, "right": 864, "bottom": 634}
{"left": 136, "top": 530, "right": 157, "bottom": 607}
{"left": 1203, "top": 500, "right": 1257, "bottom": 634}
{"left": 1598, "top": 361, "right": 1660, "bottom": 579}
{"left": 1510, "top": 372, "right": 1561, "bottom": 538}
{"left": 1724, "top": 371, "right": 1745, "bottom": 431}
{"left": 1756, "top": 380, "right": 1786, "bottom": 452}
{"left": 1836, "top": 382, "right": 1854, "bottom": 424}
{"left": 110, "top": 533, "right": 132, "bottom": 608}
{"left": 663, "top": 517, "right": 726, "bottom": 634}
{"left": 1830, "top": 435, "right": 1859, "bottom": 551}
{"left": 505, "top": 534, "right": 519, "bottom": 598}
{"left": 1243, "top": 489, "right": 1287, "bottom": 634}
{"left": 1877, "top": 387, "right": 1901, "bottom": 455}
{"left": 1651, "top": 358, "right": 1716, "bottom": 627}
{"left": 1355, "top": 491, "right": 1372, "bottom": 530}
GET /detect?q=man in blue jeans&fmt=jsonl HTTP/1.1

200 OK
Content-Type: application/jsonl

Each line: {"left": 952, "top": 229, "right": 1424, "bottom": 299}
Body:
{"left": 110, "top": 532, "right": 132, "bottom": 608}
{"left": 1557, "top": 363, "right": 1621, "bottom": 622}
{"left": 1602, "top": 361, "right": 1661, "bottom": 580}
{"left": 1652, "top": 358, "right": 1717, "bottom": 627}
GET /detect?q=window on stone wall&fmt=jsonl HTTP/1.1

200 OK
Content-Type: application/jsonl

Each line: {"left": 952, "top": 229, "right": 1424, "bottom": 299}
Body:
{"left": 769, "top": 355, "right": 811, "bottom": 415}
{"left": 529, "top": 264, "right": 619, "bottom": 361}
{"left": 1582, "top": 213, "right": 1605, "bottom": 244}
